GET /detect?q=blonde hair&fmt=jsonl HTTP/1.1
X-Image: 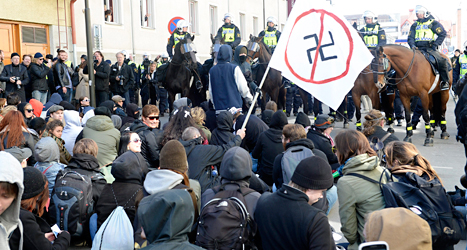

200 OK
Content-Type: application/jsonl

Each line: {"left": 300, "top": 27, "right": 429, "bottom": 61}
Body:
{"left": 191, "top": 107, "right": 206, "bottom": 126}
{"left": 362, "top": 109, "right": 384, "bottom": 136}
{"left": 73, "top": 138, "right": 98, "bottom": 157}
{"left": 265, "top": 101, "right": 277, "bottom": 112}
{"left": 384, "top": 141, "right": 442, "bottom": 184}
{"left": 32, "top": 57, "right": 41, "bottom": 64}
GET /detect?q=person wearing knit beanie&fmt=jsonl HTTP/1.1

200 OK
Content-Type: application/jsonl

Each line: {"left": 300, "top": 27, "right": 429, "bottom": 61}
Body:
{"left": 291, "top": 155, "right": 334, "bottom": 191}
{"left": 22, "top": 167, "right": 46, "bottom": 200}
{"left": 159, "top": 139, "right": 188, "bottom": 173}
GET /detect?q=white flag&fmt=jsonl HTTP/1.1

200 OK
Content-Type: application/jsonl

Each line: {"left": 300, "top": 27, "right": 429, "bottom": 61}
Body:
{"left": 269, "top": 0, "right": 373, "bottom": 110}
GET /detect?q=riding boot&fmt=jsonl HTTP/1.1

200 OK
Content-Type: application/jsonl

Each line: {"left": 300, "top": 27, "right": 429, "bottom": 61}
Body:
{"left": 386, "top": 85, "right": 395, "bottom": 95}
{"left": 440, "top": 81, "right": 450, "bottom": 91}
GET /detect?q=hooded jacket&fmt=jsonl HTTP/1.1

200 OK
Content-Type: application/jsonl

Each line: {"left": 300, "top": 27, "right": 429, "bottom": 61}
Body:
{"left": 234, "top": 114, "right": 269, "bottom": 152}
{"left": 33, "top": 137, "right": 66, "bottom": 196}
{"left": 232, "top": 45, "right": 252, "bottom": 81}
{"left": 260, "top": 110, "right": 274, "bottom": 126}
{"left": 82, "top": 115, "right": 120, "bottom": 167}
{"left": 210, "top": 111, "right": 235, "bottom": 146}
{"left": 95, "top": 151, "right": 148, "bottom": 229}
{"left": 307, "top": 127, "right": 339, "bottom": 169}
{"left": 29, "top": 99, "right": 43, "bottom": 118}
{"left": 337, "top": 154, "right": 387, "bottom": 250}
{"left": 138, "top": 189, "right": 204, "bottom": 250}
{"left": 43, "top": 93, "right": 62, "bottom": 113}
{"left": 129, "top": 120, "right": 162, "bottom": 169}
{"left": 252, "top": 111, "right": 288, "bottom": 186}
{"left": 65, "top": 153, "right": 106, "bottom": 205}
{"left": 209, "top": 45, "right": 252, "bottom": 111}
{"left": 180, "top": 134, "right": 242, "bottom": 193}
{"left": 121, "top": 103, "right": 140, "bottom": 131}
{"left": 0, "top": 152, "right": 24, "bottom": 250}
{"left": 62, "top": 110, "right": 83, "bottom": 156}
{"left": 295, "top": 112, "right": 311, "bottom": 129}
{"left": 17, "top": 103, "right": 33, "bottom": 126}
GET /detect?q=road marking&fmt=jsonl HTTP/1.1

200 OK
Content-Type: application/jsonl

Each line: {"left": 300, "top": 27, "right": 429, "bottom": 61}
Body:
{"left": 432, "top": 166, "right": 453, "bottom": 169}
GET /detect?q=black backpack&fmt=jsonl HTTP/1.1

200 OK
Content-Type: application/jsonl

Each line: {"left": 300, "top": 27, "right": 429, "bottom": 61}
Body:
{"left": 348, "top": 171, "right": 466, "bottom": 248}
{"left": 49, "top": 170, "right": 94, "bottom": 236}
{"left": 195, "top": 184, "right": 256, "bottom": 250}
{"left": 71, "top": 67, "right": 81, "bottom": 87}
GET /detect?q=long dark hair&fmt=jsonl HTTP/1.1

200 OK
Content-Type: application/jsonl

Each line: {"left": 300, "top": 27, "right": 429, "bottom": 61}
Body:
{"left": 118, "top": 131, "right": 136, "bottom": 156}
{"left": 161, "top": 106, "right": 197, "bottom": 146}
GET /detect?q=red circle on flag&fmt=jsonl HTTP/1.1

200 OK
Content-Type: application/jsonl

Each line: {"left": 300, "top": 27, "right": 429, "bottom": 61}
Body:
{"left": 168, "top": 17, "right": 184, "bottom": 34}
{"left": 284, "top": 9, "right": 353, "bottom": 84}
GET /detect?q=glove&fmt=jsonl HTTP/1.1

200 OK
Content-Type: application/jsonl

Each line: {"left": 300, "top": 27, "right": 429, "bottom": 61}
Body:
{"left": 432, "top": 45, "right": 438, "bottom": 51}
{"left": 255, "top": 87, "right": 262, "bottom": 98}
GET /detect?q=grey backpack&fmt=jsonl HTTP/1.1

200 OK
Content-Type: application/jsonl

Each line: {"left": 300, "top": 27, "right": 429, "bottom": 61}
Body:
{"left": 281, "top": 145, "right": 314, "bottom": 184}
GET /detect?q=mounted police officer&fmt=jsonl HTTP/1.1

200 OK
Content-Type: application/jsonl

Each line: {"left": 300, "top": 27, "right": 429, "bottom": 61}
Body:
{"left": 408, "top": 5, "right": 449, "bottom": 91}
{"left": 166, "top": 20, "right": 192, "bottom": 58}
{"left": 215, "top": 13, "right": 241, "bottom": 50}
{"left": 258, "top": 16, "right": 281, "bottom": 54}
{"left": 359, "top": 11, "right": 386, "bottom": 49}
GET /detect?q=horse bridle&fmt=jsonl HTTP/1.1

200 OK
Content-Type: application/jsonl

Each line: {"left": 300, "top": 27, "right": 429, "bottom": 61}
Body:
{"left": 381, "top": 48, "right": 416, "bottom": 85}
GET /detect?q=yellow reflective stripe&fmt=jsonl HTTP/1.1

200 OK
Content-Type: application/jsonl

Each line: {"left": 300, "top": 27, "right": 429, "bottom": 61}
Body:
{"left": 356, "top": 123, "right": 362, "bottom": 127}
{"left": 388, "top": 117, "right": 392, "bottom": 121}
{"left": 407, "top": 126, "right": 413, "bottom": 131}
{"left": 425, "top": 125, "right": 431, "bottom": 129}
{"left": 314, "top": 117, "right": 317, "bottom": 120}
{"left": 441, "top": 121, "right": 447, "bottom": 124}
{"left": 344, "top": 111, "right": 348, "bottom": 114}
{"left": 263, "top": 30, "right": 277, "bottom": 46}
{"left": 283, "top": 110, "right": 286, "bottom": 112}
{"left": 415, "top": 20, "right": 435, "bottom": 42}
{"left": 460, "top": 55, "right": 467, "bottom": 76}
{"left": 222, "top": 27, "right": 235, "bottom": 42}
{"left": 430, "top": 120, "right": 435, "bottom": 124}
{"left": 363, "top": 26, "right": 379, "bottom": 48}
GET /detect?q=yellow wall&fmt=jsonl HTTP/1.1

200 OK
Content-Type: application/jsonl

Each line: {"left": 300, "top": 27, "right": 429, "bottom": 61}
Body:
{"left": 0, "top": 0, "right": 71, "bottom": 26}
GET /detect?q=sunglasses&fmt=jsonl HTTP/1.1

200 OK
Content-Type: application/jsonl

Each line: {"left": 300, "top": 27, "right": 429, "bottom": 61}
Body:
{"left": 26, "top": 109, "right": 34, "bottom": 113}
{"left": 38, "top": 58, "right": 44, "bottom": 61}
{"left": 147, "top": 116, "right": 159, "bottom": 120}
{"left": 131, "top": 138, "right": 141, "bottom": 143}
{"left": 83, "top": 99, "right": 90, "bottom": 102}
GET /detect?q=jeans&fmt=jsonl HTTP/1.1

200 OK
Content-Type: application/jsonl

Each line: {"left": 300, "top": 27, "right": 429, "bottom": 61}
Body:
{"left": 326, "top": 185, "right": 338, "bottom": 215}
{"left": 89, "top": 213, "right": 98, "bottom": 241}
{"left": 96, "top": 90, "right": 109, "bottom": 107}
{"left": 58, "top": 87, "right": 71, "bottom": 103}
{"left": 32, "top": 90, "right": 48, "bottom": 104}
{"left": 250, "top": 153, "right": 258, "bottom": 173}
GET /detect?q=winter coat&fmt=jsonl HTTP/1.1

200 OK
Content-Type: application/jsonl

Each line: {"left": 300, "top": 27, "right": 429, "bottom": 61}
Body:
{"left": 121, "top": 103, "right": 140, "bottom": 131}
{"left": 53, "top": 60, "right": 71, "bottom": 88}
{"left": 260, "top": 110, "right": 274, "bottom": 126}
{"left": 307, "top": 127, "right": 339, "bottom": 169}
{"left": 180, "top": 134, "right": 242, "bottom": 193}
{"left": 137, "top": 189, "right": 204, "bottom": 250}
{"left": 255, "top": 185, "right": 336, "bottom": 250}
{"left": 43, "top": 131, "right": 71, "bottom": 165}
{"left": 234, "top": 114, "right": 269, "bottom": 152}
{"left": 29, "top": 99, "right": 44, "bottom": 118}
{"left": 232, "top": 45, "right": 252, "bottom": 82}
{"left": 33, "top": 137, "right": 66, "bottom": 196}
{"left": 81, "top": 115, "right": 120, "bottom": 167}
{"left": 210, "top": 111, "right": 235, "bottom": 146}
{"left": 62, "top": 110, "right": 83, "bottom": 156}
{"left": 9, "top": 208, "right": 70, "bottom": 250}
{"left": 109, "top": 62, "right": 135, "bottom": 94}
{"left": 84, "top": 60, "right": 110, "bottom": 92}
{"left": 129, "top": 120, "right": 162, "bottom": 169}
{"left": 365, "top": 126, "right": 399, "bottom": 148}
{"left": 215, "top": 23, "right": 241, "bottom": 49}
{"left": 337, "top": 154, "right": 387, "bottom": 250}
{"left": 95, "top": 151, "right": 148, "bottom": 229}
{"left": 272, "top": 138, "right": 328, "bottom": 189}
{"left": 65, "top": 153, "right": 106, "bottom": 205}
{"left": 75, "top": 68, "right": 89, "bottom": 99}
{"left": 29, "top": 63, "right": 50, "bottom": 92}
{"left": 252, "top": 111, "right": 287, "bottom": 185}
{"left": 0, "top": 152, "right": 24, "bottom": 250}
{"left": 43, "top": 93, "right": 62, "bottom": 112}
{"left": 0, "top": 63, "right": 29, "bottom": 102}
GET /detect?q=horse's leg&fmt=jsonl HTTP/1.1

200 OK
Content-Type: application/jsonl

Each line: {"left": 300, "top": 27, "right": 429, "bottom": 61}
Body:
{"left": 439, "top": 91, "right": 450, "bottom": 139}
{"left": 399, "top": 93, "right": 414, "bottom": 143}
{"left": 278, "top": 86, "right": 286, "bottom": 112}
{"left": 168, "top": 91, "right": 175, "bottom": 113}
{"left": 343, "top": 96, "right": 349, "bottom": 128}
{"left": 419, "top": 92, "right": 434, "bottom": 146}
{"left": 299, "top": 89, "right": 309, "bottom": 115}
{"left": 353, "top": 92, "right": 362, "bottom": 131}
{"left": 381, "top": 93, "right": 396, "bottom": 133}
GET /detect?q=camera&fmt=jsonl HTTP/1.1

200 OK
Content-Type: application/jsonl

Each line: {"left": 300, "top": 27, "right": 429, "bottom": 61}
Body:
{"left": 14, "top": 77, "right": 21, "bottom": 89}
{"left": 118, "top": 75, "right": 125, "bottom": 85}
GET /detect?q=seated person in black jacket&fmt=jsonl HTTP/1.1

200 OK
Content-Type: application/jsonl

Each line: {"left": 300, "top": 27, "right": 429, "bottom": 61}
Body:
{"left": 307, "top": 114, "right": 339, "bottom": 170}
{"left": 362, "top": 109, "right": 399, "bottom": 148}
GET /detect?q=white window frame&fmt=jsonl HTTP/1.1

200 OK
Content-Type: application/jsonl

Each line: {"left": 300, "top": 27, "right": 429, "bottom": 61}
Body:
{"left": 140, "top": 0, "right": 155, "bottom": 28}
{"left": 104, "top": 0, "right": 121, "bottom": 24}
{"left": 253, "top": 16, "right": 259, "bottom": 36}
{"left": 210, "top": 5, "right": 218, "bottom": 35}
{"left": 189, "top": 0, "right": 199, "bottom": 34}
{"left": 239, "top": 12, "right": 246, "bottom": 40}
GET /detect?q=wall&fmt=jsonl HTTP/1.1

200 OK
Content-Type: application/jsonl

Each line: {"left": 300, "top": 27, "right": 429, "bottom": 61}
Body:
{"left": 0, "top": 0, "right": 71, "bottom": 26}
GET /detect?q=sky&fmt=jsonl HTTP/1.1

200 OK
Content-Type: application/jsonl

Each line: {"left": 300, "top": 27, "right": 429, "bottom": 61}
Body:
{"left": 330, "top": 0, "right": 462, "bottom": 22}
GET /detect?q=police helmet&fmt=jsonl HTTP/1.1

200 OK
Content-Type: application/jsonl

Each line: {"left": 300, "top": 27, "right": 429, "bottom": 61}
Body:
{"left": 177, "top": 20, "right": 189, "bottom": 32}
{"left": 415, "top": 5, "right": 429, "bottom": 18}
{"left": 121, "top": 50, "right": 129, "bottom": 58}
{"left": 223, "top": 13, "right": 233, "bottom": 22}
{"left": 267, "top": 16, "right": 277, "bottom": 26}
{"left": 362, "top": 11, "right": 377, "bottom": 22}
{"left": 161, "top": 52, "right": 169, "bottom": 58}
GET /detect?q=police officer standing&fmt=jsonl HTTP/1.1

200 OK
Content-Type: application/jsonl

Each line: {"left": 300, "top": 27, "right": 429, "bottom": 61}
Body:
{"left": 216, "top": 13, "right": 241, "bottom": 50}
{"left": 408, "top": 5, "right": 449, "bottom": 91}
{"left": 453, "top": 44, "right": 467, "bottom": 84}
{"left": 258, "top": 16, "right": 281, "bottom": 53}
{"left": 166, "top": 20, "right": 192, "bottom": 58}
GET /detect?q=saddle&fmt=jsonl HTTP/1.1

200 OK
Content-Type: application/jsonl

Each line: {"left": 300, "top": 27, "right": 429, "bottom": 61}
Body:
{"left": 420, "top": 50, "right": 452, "bottom": 75}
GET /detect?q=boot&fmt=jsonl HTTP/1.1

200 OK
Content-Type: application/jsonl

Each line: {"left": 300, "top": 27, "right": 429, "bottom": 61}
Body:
{"left": 440, "top": 81, "right": 450, "bottom": 91}
{"left": 386, "top": 86, "right": 395, "bottom": 95}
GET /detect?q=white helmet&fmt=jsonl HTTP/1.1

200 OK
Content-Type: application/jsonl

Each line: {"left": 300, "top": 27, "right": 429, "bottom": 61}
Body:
{"left": 223, "top": 13, "right": 233, "bottom": 22}
{"left": 362, "top": 11, "right": 377, "bottom": 21}
{"left": 177, "top": 20, "right": 189, "bottom": 32}
{"left": 267, "top": 16, "right": 277, "bottom": 26}
{"left": 415, "top": 5, "right": 429, "bottom": 18}
{"left": 161, "top": 52, "right": 169, "bottom": 58}
{"left": 121, "top": 50, "right": 129, "bottom": 58}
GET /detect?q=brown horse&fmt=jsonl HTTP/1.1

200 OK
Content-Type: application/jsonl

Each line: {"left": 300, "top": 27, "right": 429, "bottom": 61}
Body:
{"left": 247, "top": 35, "right": 285, "bottom": 111}
{"left": 374, "top": 45, "right": 451, "bottom": 146}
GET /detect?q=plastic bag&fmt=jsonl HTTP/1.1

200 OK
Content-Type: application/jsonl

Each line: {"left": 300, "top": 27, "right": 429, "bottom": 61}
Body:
{"left": 91, "top": 206, "right": 134, "bottom": 250}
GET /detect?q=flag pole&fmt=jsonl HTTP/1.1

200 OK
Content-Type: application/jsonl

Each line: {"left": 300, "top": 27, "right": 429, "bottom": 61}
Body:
{"left": 241, "top": 65, "right": 271, "bottom": 130}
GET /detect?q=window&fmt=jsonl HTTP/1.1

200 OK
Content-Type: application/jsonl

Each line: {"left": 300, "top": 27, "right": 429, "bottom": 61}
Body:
{"left": 104, "top": 0, "right": 120, "bottom": 23}
{"left": 140, "top": 0, "right": 154, "bottom": 28}
{"left": 22, "top": 27, "right": 47, "bottom": 44}
{"left": 253, "top": 16, "right": 258, "bottom": 36}
{"left": 210, "top": 5, "right": 218, "bottom": 35}
{"left": 239, "top": 13, "right": 246, "bottom": 40}
{"left": 189, "top": 0, "right": 199, "bottom": 33}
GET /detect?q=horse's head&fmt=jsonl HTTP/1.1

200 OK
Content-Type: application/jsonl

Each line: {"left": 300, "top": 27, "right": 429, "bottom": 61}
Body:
{"left": 371, "top": 46, "right": 391, "bottom": 88}
{"left": 180, "top": 36, "right": 197, "bottom": 66}
{"left": 246, "top": 34, "right": 262, "bottom": 60}
{"left": 210, "top": 34, "right": 225, "bottom": 64}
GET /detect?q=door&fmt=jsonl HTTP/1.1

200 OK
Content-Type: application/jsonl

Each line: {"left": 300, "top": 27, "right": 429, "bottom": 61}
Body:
{"left": 0, "top": 23, "right": 15, "bottom": 65}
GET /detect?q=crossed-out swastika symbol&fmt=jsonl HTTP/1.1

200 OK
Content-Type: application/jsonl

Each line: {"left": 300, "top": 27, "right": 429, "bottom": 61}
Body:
{"left": 304, "top": 31, "right": 337, "bottom": 64}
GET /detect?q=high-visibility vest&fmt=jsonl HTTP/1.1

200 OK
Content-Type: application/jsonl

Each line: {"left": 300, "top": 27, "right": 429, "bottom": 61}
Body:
{"left": 415, "top": 19, "right": 435, "bottom": 42}
{"left": 157, "top": 61, "right": 162, "bottom": 68}
{"left": 222, "top": 27, "right": 235, "bottom": 42}
{"left": 363, "top": 25, "right": 379, "bottom": 48}
{"left": 64, "top": 60, "right": 72, "bottom": 68}
{"left": 263, "top": 30, "right": 277, "bottom": 46}
{"left": 173, "top": 33, "right": 186, "bottom": 46}
{"left": 459, "top": 55, "right": 467, "bottom": 77}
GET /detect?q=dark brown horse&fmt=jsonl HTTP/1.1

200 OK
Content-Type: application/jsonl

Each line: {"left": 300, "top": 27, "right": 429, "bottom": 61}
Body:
{"left": 247, "top": 35, "right": 285, "bottom": 111}
{"left": 163, "top": 37, "right": 196, "bottom": 112}
{"left": 374, "top": 45, "right": 451, "bottom": 146}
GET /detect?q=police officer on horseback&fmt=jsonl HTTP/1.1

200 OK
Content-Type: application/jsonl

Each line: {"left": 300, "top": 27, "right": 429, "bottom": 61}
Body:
{"left": 167, "top": 20, "right": 192, "bottom": 58}
{"left": 216, "top": 13, "right": 241, "bottom": 50}
{"left": 408, "top": 5, "right": 449, "bottom": 91}
{"left": 360, "top": 11, "right": 386, "bottom": 49}
{"left": 258, "top": 16, "right": 281, "bottom": 54}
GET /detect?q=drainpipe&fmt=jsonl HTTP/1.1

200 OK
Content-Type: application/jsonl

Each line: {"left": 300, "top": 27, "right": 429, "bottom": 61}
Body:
{"left": 130, "top": 0, "right": 135, "bottom": 56}
{"left": 70, "top": 0, "right": 77, "bottom": 67}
